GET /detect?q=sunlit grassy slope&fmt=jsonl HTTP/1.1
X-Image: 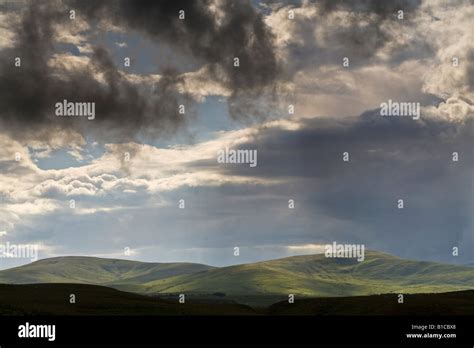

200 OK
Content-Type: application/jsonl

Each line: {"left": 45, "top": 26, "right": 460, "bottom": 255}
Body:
{"left": 0, "top": 251, "right": 472, "bottom": 298}
{"left": 0, "top": 256, "right": 214, "bottom": 284}
{"left": 135, "top": 251, "right": 474, "bottom": 296}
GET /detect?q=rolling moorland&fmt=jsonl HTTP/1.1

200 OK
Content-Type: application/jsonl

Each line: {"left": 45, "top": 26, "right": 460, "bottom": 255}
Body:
{"left": 0, "top": 251, "right": 472, "bottom": 313}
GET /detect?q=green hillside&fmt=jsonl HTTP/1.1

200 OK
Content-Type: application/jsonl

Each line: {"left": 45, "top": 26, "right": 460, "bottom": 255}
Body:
{"left": 136, "top": 251, "right": 474, "bottom": 297}
{"left": 0, "top": 252, "right": 472, "bottom": 302}
{"left": 0, "top": 256, "right": 214, "bottom": 285}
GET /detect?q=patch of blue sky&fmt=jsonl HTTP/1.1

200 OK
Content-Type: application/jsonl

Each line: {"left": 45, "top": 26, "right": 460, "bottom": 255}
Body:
{"left": 94, "top": 30, "right": 202, "bottom": 75}
{"left": 137, "top": 96, "right": 244, "bottom": 148}
{"left": 33, "top": 137, "right": 105, "bottom": 170}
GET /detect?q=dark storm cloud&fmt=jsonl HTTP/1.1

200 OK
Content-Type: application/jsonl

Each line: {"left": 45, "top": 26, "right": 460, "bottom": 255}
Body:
{"left": 0, "top": 0, "right": 280, "bottom": 143}
{"left": 189, "top": 112, "right": 473, "bottom": 263}
{"left": 70, "top": 0, "right": 279, "bottom": 92}
{"left": 71, "top": 0, "right": 281, "bottom": 122}
{"left": 0, "top": 1, "right": 192, "bottom": 143}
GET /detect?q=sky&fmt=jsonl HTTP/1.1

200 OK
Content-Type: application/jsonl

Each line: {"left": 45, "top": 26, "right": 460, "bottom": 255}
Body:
{"left": 0, "top": 0, "right": 472, "bottom": 269}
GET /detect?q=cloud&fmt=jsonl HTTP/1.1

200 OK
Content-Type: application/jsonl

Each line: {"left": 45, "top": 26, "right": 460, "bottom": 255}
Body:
{"left": 263, "top": 0, "right": 473, "bottom": 120}
{"left": 0, "top": 11, "right": 19, "bottom": 49}
{"left": 0, "top": 120, "right": 284, "bottom": 236}
{"left": 0, "top": 0, "right": 283, "bottom": 146}
{"left": 69, "top": 0, "right": 280, "bottom": 92}
{"left": 192, "top": 111, "right": 473, "bottom": 263}
{"left": 419, "top": 1, "right": 474, "bottom": 101}
{"left": 0, "top": 1, "right": 276, "bottom": 144}
{"left": 2, "top": 0, "right": 471, "bottom": 148}
{"left": 287, "top": 244, "right": 326, "bottom": 253}
{"left": 0, "top": 0, "right": 472, "bottom": 267}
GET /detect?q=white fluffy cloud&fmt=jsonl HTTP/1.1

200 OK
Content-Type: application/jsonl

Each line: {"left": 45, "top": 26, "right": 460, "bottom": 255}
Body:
{"left": 0, "top": 118, "right": 290, "bottom": 236}
{"left": 264, "top": 0, "right": 474, "bottom": 120}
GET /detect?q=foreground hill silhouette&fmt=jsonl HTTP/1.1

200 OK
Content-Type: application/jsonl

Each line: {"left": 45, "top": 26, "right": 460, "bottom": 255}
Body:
{"left": 268, "top": 290, "right": 474, "bottom": 315}
{"left": 0, "top": 284, "right": 472, "bottom": 315}
{"left": 0, "top": 251, "right": 473, "bottom": 306}
{"left": 0, "top": 283, "right": 255, "bottom": 315}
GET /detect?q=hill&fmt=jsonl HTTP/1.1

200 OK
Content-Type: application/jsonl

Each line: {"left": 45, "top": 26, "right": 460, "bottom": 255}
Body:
{"left": 0, "top": 283, "right": 256, "bottom": 315}
{"left": 0, "top": 256, "right": 214, "bottom": 285}
{"left": 0, "top": 283, "right": 471, "bottom": 315}
{"left": 0, "top": 251, "right": 473, "bottom": 306}
{"left": 136, "top": 251, "right": 474, "bottom": 299}
{"left": 268, "top": 290, "right": 474, "bottom": 315}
